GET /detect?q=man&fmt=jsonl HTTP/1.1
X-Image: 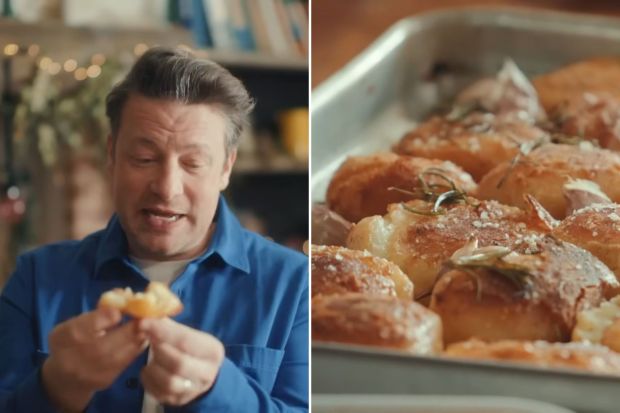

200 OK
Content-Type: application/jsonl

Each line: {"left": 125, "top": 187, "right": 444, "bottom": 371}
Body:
{"left": 0, "top": 47, "right": 308, "bottom": 412}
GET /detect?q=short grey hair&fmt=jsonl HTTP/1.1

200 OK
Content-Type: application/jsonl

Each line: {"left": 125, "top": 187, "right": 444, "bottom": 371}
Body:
{"left": 106, "top": 47, "right": 255, "bottom": 155}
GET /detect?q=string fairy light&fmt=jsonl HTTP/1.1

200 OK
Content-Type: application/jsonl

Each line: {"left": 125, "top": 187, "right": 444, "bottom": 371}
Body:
{"left": 90, "top": 53, "right": 105, "bottom": 66}
{"left": 74, "top": 67, "right": 87, "bottom": 81}
{"left": 38, "top": 56, "right": 52, "bottom": 70}
{"left": 86, "top": 65, "right": 101, "bottom": 79}
{"left": 27, "top": 44, "right": 40, "bottom": 57}
{"left": 47, "top": 61, "right": 61, "bottom": 75}
{"left": 133, "top": 43, "right": 148, "bottom": 56}
{"left": 0, "top": 42, "right": 151, "bottom": 81}
{"left": 3, "top": 43, "right": 19, "bottom": 56}
{"left": 63, "top": 59, "right": 78, "bottom": 72}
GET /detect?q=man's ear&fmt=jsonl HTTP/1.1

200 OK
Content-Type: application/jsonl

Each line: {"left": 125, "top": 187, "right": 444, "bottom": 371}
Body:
{"left": 219, "top": 148, "right": 237, "bottom": 191}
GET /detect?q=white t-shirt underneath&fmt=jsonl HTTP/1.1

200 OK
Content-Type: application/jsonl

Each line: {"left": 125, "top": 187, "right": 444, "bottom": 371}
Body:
{"left": 131, "top": 256, "right": 192, "bottom": 413}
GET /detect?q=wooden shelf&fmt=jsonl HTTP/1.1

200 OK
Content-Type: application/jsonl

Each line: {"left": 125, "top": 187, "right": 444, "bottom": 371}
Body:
{"left": 193, "top": 49, "right": 307, "bottom": 71}
{"left": 234, "top": 155, "right": 308, "bottom": 174}
{"left": 0, "top": 18, "right": 307, "bottom": 71}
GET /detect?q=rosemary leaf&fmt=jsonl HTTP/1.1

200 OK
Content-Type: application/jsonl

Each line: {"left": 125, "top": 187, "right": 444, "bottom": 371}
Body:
{"left": 391, "top": 167, "right": 471, "bottom": 216}
{"left": 447, "top": 241, "right": 535, "bottom": 299}
{"left": 433, "top": 189, "right": 465, "bottom": 213}
{"left": 402, "top": 204, "right": 444, "bottom": 216}
{"left": 496, "top": 136, "right": 546, "bottom": 189}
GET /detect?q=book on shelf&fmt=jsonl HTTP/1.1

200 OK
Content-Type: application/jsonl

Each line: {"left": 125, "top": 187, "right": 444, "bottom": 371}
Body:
{"left": 190, "top": 0, "right": 214, "bottom": 48}
{"left": 171, "top": 0, "right": 307, "bottom": 58}
{"left": 284, "top": 0, "right": 309, "bottom": 55}
{"left": 256, "top": 0, "right": 293, "bottom": 56}
{"left": 203, "top": 0, "right": 237, "bottom": 50}
{"left": 228, "top": 0, "right": 256, "bottom": 51}
{"left": 177, "top": 0, "right": 194, "bottom": 28}
{"left": 246, "top": 0, "right": 273, "bottom": 54}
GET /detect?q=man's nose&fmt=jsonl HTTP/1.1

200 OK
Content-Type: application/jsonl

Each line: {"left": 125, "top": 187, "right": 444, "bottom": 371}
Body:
{"left": 149, "top": 160, "right": 183, "bottom": 201}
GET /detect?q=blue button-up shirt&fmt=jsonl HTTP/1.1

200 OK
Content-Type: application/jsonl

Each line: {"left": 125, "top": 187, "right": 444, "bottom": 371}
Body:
{"left": 0, "top": 196, "right": 308, "bottom": 412}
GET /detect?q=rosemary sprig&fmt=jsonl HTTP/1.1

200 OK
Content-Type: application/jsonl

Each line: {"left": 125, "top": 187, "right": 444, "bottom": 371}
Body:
{"left": 401, "top": 203, "right": 444, "bottom": 217}
{"left": 446, "top": 239, "right": 535, "bottom": 299}
{"left": 549, "top": 132, "right": 599, "bottom": 148}
{"left": 388, "top": 168, "right": 473, "bottom": 216}
{"left": 433, "top": 190, "right": 463, "bottom": 213}
{"left": 496, "top": 136, "right": 546, "bottom": 189}
{"left": 420, "top": 168, "right": 458, "bottom": 191}
{"left": 496, "top": 130, "right": 602, "bottom": 190}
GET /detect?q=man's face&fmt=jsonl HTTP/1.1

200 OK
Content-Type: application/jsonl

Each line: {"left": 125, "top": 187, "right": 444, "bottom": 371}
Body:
{"left": 108, "top": 94, "right": 236, "bottom": 260}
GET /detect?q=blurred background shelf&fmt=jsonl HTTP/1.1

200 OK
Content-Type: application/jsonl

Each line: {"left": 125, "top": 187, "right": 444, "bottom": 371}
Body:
{"left": 0, "top": 17, "right": 308, "bottom": 71}
{"left": 234, "top": 155, "right": 308, "bottom": 175}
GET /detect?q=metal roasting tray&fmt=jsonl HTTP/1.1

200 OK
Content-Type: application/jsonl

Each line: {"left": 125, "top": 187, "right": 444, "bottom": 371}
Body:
{"left": 312, "top": 394, "right": 577, "bottom": 413}
{"left": 311, "top": 8, "right": 620, "bottom": 413}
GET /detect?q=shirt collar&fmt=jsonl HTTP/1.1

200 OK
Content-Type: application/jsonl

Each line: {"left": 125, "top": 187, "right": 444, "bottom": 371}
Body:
{"left": 94, "top": 195, "right": 250, "bottom": 278}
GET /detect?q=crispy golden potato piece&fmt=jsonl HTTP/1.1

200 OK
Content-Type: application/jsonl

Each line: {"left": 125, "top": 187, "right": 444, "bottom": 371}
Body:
{"left": 312, "top": 293, "right": 442, "bottom": 355}
{"left": 553, "top": 203, "right": 620, "bottom": 281}
{"left": 311, "top": 245, "right": 413, "bottom": 300}
{"left": 430, "top": 237, "right": 619, "bottom": 344}
{"left": 573, "top": 295, "right": 620, "bottom": 353}
{"left": 476, "top": 143, "right": 620, "bottom": 219}
{"left": 346, "top": 198, "right": 546, "bottom": 298}
{"left": 533, "top": 57, "right": 620, "bottom": 114}
{"left": 98, "top": 282, "right": 183, "bottom": 318}
{"left": 393, "top": 112, "right": 548, "bottom": 181}
{"left": 326, "top": 153, "right": 476, "bottom": 223}
{"left": 548, "top": 93, "right": 620, "bottom": 151}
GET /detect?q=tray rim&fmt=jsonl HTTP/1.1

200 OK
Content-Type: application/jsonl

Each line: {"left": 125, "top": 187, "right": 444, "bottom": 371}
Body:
{"left": 312, "top": 6, "right": 620, "bottom": 112}
{"left": 313, "top": 342, "right": 620, "bottom": 382}
{"left": 312, "top": 394, "right": 577, "bottom": 413}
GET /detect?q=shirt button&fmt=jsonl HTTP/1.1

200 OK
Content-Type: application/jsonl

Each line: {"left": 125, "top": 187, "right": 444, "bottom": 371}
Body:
{"left": 126, "top": 377, "right": 139, "bottom": 389}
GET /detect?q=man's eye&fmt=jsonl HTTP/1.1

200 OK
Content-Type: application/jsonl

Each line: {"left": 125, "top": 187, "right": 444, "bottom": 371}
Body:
{"left": 183, "top": 159, "right": 206, "bottom": 169}
{"left": 133, "top": 157, "right": 155, "bottom": 164}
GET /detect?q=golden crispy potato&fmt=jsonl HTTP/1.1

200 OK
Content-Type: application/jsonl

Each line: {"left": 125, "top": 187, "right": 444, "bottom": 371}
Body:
{"left": 430, "top": 237, "right": 619, "bottom": 344}
{"left": 533, "top": 57, "right": 620, "bottom": 114}
{"left": 548, "top": 93, "right": 620, "bottom": 151}
{"left": 553, "top": 203, "right": 620, "bottom": 281}
{"left": 572, "top": 295, "right": 620, "bottom": 353}
{"left": 601, "top": 319, "right": 620, "bottom": 353}
{"left": 98, "top": 282, "right": 183, "bottom": 318}
{"left": 393, "top": 112, "right": 548, "bottom": 181}
{"left": 346, "top": 198, "right": 546, "bottom": 298}
{"left": 326, "top": 153, "right": 476, "bottom": 223}
{"left": 311, "top": 245, "right": 413, "bottom": 300}
{"left": 445, "top": 338, "right": 620, "bottom": 375}
{"left": 312, "top": 293, "right": 443, "bottom": 355}
{"left": 476, "top": 143, "right": 620, "bottom": 219}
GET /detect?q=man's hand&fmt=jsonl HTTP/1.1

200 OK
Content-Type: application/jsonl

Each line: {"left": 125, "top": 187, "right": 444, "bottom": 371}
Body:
{"left": 41, "top": 307, "right": 148, "bottom": 413}
{"left": 137, "top": 318, "right": 225, "bottom": 406}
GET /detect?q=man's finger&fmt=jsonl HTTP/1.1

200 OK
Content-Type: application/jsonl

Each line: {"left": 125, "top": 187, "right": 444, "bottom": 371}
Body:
{"left": 53, "top": 307, "right": 122, "bottom": 343}
{"left": 137, "top": 318, "right": 223, "bottom": 359}
{"left": 141, "top": 360, "right": 190, "bottom": 405}
{"left": 95, "top": 321, "right": 148, "bottom": 367}
{"left": 78, "top": 307, "right": 123, "bottom": 334}
{"left": 151, "top": 341, "right": 216, "bottom": 382}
